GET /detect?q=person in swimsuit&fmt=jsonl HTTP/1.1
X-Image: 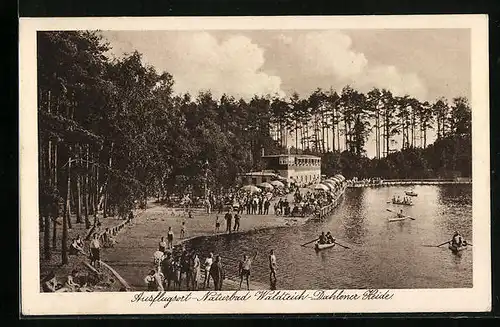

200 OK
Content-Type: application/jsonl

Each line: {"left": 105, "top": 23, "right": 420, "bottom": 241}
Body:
{"left": 215, "top": 215, "right": 220, "bottom": 234}
{"left": 167, "top": 227, "right": 174, "bottom": 249}
{"left": 180, "top": 221, "right": 186, "bottom": 239}
{"left": 90, "top": 233, "right": 101, "bottom": 269}
{"left": 204, "top": 253, "right": 214, "bottom": 289}
{"left": 233, "top": 213, "right": 240, "bottom": 232}
{"left": 269, "top": 249, "right": 277, "bottom": 283}
{"left": 239, "top": 252, "right": 257, "bottom": 290}
{"left": 190, "top": 253, "right": 201, "bottom": 291}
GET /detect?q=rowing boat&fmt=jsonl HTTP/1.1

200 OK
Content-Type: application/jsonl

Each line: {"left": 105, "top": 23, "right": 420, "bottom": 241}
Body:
{"left": 315, "top": 242, "right": 335, "bottom": 251}
{"left": 449, "top": 243, "right": 468, "bottom": 253}
{"left": 391, "top": 201, "right": 413, "bottom": 206}
{"left": 405, "top": 191, "right": 418, "bottom": 197}
{"left": 386, "top": 208, "right": 415, "bottom": 221}
{"left": 388, "top": 217, "right": 406, "bottom": 222}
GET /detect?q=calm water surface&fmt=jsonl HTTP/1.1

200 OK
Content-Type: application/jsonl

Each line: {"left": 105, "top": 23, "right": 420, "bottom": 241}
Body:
{"left": 187, "top": 185, "right": 472, "bottom": 289}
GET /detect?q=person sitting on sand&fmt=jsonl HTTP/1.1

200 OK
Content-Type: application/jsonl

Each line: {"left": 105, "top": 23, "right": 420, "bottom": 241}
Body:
{"left": 145, "top": 270, "right": 157, "bottom": 291}
{"left": 42, "top": 271, "right": 61, "bottom": 292}
{"left": 65, "top": 269, "right": 82, "bottom": 292}
{"left": 69, "top": 238, "right": 85, "bottom": 255}
{"left": 76, "top": 235, "right": 84, "bottom": 249}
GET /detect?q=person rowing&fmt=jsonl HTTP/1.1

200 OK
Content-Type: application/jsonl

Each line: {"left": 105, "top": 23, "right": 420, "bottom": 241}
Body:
{"left": 451, "top": 231, "right": 467, "bottom": 247}
{"left": 326, "top": 232, "right": 335, "bottom": 244}
{"left": 318, "top": 232, "right": 327, "bottom": 244}
{"left": 397, "top": 209, "right": 404, "bottom": 218}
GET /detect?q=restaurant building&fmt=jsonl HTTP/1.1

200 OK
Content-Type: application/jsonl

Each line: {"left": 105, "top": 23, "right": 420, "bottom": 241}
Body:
{"left": 240, "top": 154, "right": 321, "bottom": 187}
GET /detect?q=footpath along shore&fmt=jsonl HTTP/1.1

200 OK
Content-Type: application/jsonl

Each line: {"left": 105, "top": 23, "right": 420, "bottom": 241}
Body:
{"left": 103, "top": 189, "right": 314, "bottom": 291}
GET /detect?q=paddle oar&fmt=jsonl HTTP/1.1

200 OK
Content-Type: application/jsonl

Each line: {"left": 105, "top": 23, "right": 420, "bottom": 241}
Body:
{"left": 436, "top": 240, "right": 451, "bottom": 247}
{"left": 301, "top": 238, "right": 319, "bottom": 247}
{"left": 333, "top": 241, "right": 350, "bottom": 249}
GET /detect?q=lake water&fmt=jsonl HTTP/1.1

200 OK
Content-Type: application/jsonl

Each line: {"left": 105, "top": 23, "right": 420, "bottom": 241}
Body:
{"left": 186, "top": 185, "right": 473, "bottom": 289}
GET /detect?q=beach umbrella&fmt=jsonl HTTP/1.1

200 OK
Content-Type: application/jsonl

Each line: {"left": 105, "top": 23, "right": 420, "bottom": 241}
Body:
{"left": 270, "top": 180, "right": 285, "bottom": 188}
{"left": 312, "top": 183, "right": 329, "bottom": 191}
{"left": 258, "top": 182, "right": 274, "bottom": 190}
{"left": 322, "top": 181, "right": 336, "bottom": 191}
{"left": 241, "top": 185, "right": 262, "bottom": 193}
{"left": 334, "top": 174, "right": 345, "bottom": 182}
{"left": 330, "top": 177, "right": 343, "bottom": 185}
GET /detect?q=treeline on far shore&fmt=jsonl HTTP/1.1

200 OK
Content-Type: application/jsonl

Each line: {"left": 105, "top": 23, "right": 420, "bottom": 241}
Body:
{"left": 314, "top": 133, "right": 471, "bottom": 180}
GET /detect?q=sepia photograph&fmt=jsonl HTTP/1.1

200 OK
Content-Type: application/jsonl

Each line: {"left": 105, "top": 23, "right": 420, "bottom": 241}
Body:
{"left": 19, "top": 15, "right": 490, "bottom": 314}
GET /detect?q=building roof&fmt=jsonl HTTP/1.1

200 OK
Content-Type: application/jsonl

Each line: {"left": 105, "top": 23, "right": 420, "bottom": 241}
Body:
{"left": 239, "top": 171, "right": 279, "bottom": 177}
{"left": 262, "top": 154, "right": 321, "bottom": 159}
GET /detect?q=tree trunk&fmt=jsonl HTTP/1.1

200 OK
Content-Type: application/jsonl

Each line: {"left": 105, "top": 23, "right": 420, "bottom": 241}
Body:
{"left": 331, "top": 110, "right": 336, "bottom": 152}
{"left": 44, "top": 214, "right": 51, "bottom": 260}
{"left": 62, "top": 148, "right": 71, "bottom": 265}
{"left": 295, "top": 120, "right": 298, "bottom": 151}
{"left": 424, "top": 128, "right": 427, "bottom": 148}
{"left": 385, "top": 116, "right": 390, "bottom": 156}
{"left": 76, "top": 174, "right": 82, "bottom": 223}
{"left": 94, "top": 150, "right": 100, "bottom": 224}
{"left": 103, "top": 142, "right": 114, "bottom": 218}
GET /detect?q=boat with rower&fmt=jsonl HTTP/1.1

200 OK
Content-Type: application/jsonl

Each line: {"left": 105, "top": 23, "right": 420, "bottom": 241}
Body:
{"left": 391, "top": 200, "right": 413, "bottom": 206}
{"left": 315, "top": 242, "right": 335, "bottom": 251}
{"left": 386, "top": 208, "right": 415, "bottom": 222}
{"left": 448, "top": 242, "right": 468, "bottom": 254}
{"left": 405, "top": 191, "right": 418, "bottom": 197}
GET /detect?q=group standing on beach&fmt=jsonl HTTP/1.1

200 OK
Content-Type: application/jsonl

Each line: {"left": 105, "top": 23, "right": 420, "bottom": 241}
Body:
{"left": 147, "top": 237, "right": 278, "bottom": 292}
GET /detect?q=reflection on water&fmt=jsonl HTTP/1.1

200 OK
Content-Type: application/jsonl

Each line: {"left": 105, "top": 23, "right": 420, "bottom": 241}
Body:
{"left": 187, "top": 185, "right": 472, "bottom": 289}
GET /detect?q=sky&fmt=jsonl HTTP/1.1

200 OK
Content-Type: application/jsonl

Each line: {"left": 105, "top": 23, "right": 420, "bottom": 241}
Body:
{"left": 100, "top": 29, "right": 471, "bottom": 158}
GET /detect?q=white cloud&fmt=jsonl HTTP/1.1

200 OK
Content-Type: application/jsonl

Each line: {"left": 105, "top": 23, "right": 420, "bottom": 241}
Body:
{"left": 274, "top": 30, "right": 428, "bottom": 99}
{"left": 103, "top": 30, "right": 427, "bottom": 101}
{"left": 104, "top": 31, "right": 285, "bottom": 100}
{"left": 357, "top": 66, "right": 427, "bottom": 100}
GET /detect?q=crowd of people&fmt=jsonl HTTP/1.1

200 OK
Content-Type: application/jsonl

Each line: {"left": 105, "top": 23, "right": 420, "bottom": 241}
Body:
{"left": 148, "top": 240, "right": 279, "bottom": 291}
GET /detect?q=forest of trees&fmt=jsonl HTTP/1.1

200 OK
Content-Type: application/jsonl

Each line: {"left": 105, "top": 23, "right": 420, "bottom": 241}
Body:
{"left": 38, "top": 31, "right": 472, "bottom": 264}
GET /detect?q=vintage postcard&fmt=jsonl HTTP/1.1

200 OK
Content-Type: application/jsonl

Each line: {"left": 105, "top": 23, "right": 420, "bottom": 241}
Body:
{"left": 19, "top": 15, "right": 490, "bottom": 315}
